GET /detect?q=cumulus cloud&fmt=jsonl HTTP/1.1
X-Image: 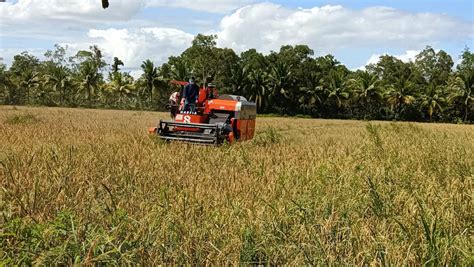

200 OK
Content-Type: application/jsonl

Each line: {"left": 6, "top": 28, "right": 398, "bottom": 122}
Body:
{"left": 0, "top": 0, "right": 145, "bottom": 22}
{"left": 356, "top": 50, "right": 421, "bottom": 70}
{"left": 1, "top": 1, "right": 472, "bottom": 72}
{"left": 0, "top": 0, "right": 147, "bottom": 41}
{"left": 0, "top": 0, "right": 194, "bottom": 72}
{"left": 73, "top": 27, "right": 193, "bottom": 70}
{"left": 395, "top": 50, "right": 421, "bottom": 63}
{"left": 147, "top": 0, "right": 254, "bottom": 13}
{"left": 216, "top": 3, "right": 472, "bottom": 54}
{"left": 0, "top": 47, "right": 48, "bottom": 67}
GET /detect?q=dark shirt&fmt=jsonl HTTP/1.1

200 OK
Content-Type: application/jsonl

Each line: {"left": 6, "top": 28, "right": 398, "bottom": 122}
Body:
{"left": 183, "top": 82, "right": 199, "bottom": 102}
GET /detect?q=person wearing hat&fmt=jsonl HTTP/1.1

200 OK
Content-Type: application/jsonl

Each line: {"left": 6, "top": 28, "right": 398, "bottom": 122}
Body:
{"left": 207, "top": 83, "right": 219, "bottom": 99}
{"left": 183, "top": 77, "right": 199, "bottom": 112}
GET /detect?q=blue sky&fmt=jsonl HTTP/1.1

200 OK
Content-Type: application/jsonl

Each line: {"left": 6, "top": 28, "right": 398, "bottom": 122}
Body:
{"left": 0, "top": 0, "right": 473, "bottom": 75}
{"left": 272, "top": 0, "right": 473, "bottom": 20}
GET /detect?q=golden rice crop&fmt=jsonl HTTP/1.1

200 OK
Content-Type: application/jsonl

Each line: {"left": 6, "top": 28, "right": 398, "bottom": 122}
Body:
{"left": 1, "top": 105, "right": 473, "bottom": 265}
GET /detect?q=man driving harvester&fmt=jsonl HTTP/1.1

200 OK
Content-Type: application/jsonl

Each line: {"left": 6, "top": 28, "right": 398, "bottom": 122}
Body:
{"left": 182, "top": 77, "right": 199, "bottom": 113}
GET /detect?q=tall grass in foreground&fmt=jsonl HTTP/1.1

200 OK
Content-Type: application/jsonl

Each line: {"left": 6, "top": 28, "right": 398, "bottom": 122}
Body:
{"left": 1, "top": 106, "right": 473, "bottom": 265}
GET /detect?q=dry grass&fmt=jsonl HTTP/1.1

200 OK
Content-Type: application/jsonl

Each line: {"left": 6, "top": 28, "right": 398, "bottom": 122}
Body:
{"left": 1, "top": 105, "right": 473, "bottom": 265}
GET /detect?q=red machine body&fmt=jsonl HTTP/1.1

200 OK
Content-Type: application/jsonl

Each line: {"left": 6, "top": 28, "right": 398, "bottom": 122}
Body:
{"left": 149, "top": 81, "right": 256, "bottom": 145}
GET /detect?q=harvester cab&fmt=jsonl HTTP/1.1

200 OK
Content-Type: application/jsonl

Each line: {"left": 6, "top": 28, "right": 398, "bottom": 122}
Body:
{"left": 149, "top": 81, "right": 257, "bottom": 145}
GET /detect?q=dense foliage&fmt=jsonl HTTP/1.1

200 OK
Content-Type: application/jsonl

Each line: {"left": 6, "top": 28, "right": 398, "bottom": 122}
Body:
{"left": 0, "top": 35, "right": 472, "bottom": 122}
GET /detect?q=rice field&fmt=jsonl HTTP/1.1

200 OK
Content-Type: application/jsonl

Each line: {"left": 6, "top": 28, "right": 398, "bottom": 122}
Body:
{"left": 1, "top": 105, "right": 473, "bottom": 265}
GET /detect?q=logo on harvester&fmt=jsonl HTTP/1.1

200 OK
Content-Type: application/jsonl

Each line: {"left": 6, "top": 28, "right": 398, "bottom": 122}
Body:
{"left": 183, "top": 115, "right": 191, "bottom": 123}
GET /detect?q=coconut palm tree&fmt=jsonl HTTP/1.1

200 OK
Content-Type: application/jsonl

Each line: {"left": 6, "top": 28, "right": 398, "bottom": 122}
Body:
{"left": 170, "top": 60, "right": 189, "bottom": 82}
{"left": 106, "top": 72, "right": 135, "bottom": 106}
{"left": 141, "top": 60, "right": 159, "bottom": 105}
{"left": 246, "top": 69, "right": 269, "bottom": 112}
{"left": 346, "top": 71, "right": 383, "bottom": 117}
{"left": 20, "top": 71, "right": 40, "bottom": 104}
{"left": 227, "top": 62, "right": 251, "bottom": 96}
{"left": 448, "top": 72, "right": 473, "bottom": 121}
{"left": 0, "top": 63, "right": 7, "bottom": 103}
{"left": 420, "top": 83, "right": 446, "bottom": 121}
{"left": 298, "top": 86, "right": 323, "bottom": 115}
{"left": 297, "top": 69, "right": 324, "bottom": 114}
{"left": 111, "top": 57, "right": 124, "bottom": 74}
{"left": 76, "top": 61, "right": 100, "bottom": 103}
{"left": 43, "top": 65, "right": 71, "bottom": 105}
{"left": 268, "top": 61, "right": 292, "bottom": 97}
{"left": 385, "top": 76, "right": 416, "bottom": 118}
{"left": 320, "top": 69, "right": 350, "bottom": 110}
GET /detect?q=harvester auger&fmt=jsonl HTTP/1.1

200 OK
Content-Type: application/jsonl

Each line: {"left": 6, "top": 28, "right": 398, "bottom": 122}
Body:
{"left": 149, "top": 81, "right": 257, "bottom": 145}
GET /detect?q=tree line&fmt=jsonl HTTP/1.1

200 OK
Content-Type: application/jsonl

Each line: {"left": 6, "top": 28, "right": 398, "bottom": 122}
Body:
{"left": 0, "top": 34, "right": 472, "bottom": 122}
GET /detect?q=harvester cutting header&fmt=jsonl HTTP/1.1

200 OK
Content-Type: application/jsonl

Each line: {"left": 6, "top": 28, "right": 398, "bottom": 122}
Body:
{"left": 149, "top": 78, "right": 256, "bottom": 145}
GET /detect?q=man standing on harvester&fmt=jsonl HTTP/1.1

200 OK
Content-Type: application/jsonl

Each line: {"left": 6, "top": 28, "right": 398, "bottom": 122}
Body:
{"left": 183, "top": 77, "right": 199, "bottom": 113}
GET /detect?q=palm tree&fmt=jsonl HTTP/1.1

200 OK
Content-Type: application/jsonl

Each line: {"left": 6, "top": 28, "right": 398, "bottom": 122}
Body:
{"left": 0, "top": 64, "right": 7, "bottom": 103}
{"left": 420, "top": 84, "right": 446, "bottom": 121}
{"left": 170, "top": 60, "right": 189, "bottom": 81}
{"left": 43, "top": 65, "right": 71, "bottom": 105}
{"left": 320, "top": 70, "right": 350, "bottom": 110}
{"left": 20, "top": 71, "right": 40, "bottom": 104}
{"left": 106, "top": 72, "right": 135, "bottom": 106}
{"left": 111, "top": 57, "right": 124, "bottom": 74}
{"left": 385, "top": 76, "right": 416, "bottom": 118}
{"left": 228, "top": 63, "right": 250, "bottom": 96}
{"left": 246, "top": 69, "right": 269, "bottom": 112}
{"left": 448, "top": 72, "right": 473, "bottom": 121}
{"left": 141, "top": 60, "right": 159, "bottom": 105}
{"left": 298, "top": 86, "right": 323, "bottom": 115}
{"left": 268, "top": 61, "right": 292, "bottom": 97}
{"left": 297, "top": 69, "right": 324, "bottom": 114}
{"left": 76, "top": 61, "right": 100, "bottom": 103}
{"left": 346, "top": 71, "right": 383, "bottom": 117}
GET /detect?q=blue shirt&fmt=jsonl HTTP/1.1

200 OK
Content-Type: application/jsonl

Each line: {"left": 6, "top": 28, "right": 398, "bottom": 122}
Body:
{"left": 183, "top": 82, "right": 199, "bottom": 102}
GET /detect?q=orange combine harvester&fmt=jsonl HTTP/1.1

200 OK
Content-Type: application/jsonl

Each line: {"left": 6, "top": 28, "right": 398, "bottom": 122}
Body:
{"left": 148, "top": 81, "right": 257, "bottom": 145}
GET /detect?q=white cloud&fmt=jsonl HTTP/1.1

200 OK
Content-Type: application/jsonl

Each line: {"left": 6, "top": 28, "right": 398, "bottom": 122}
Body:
{"left": 216, "top": 3, "right": 472, "bottom": 55}
{"left": 356, "top": 50, "right": 421, "bottom": 70}
{"left": 1, "top": 25, "right": 193, "bottom": 74}
{"left": 1, "top": 1, "right": 472, "bottom": 73}
{"left": 395, "top": 50, "right": 420, "bottom": 63}
{"left": 0, "top": 47, "right": 46, "bottom": 67}
{"left": 363, "top": 54, "right": 384, "bottom": 67}
{"left": 78, "top": 27, "right": 193, "bottom": 70}
{"left": 0, "top": 0, "right": 147, "bottom": 41}
{"left": 146, "top": 0, "right": 254, "bottom": 13}
{"left": 0, "top": 0, "right": 145, "bottom": 22}
{"left": 129, "top": 69, "right": 143, "bottom": 79}
{"left": 0, "top": 0, "right": 194, "bottom": 71}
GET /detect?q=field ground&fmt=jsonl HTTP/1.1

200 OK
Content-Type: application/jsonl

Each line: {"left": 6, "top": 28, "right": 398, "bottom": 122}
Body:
{"left": 1, "top": 105, "right": 473, "bottom": 265}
